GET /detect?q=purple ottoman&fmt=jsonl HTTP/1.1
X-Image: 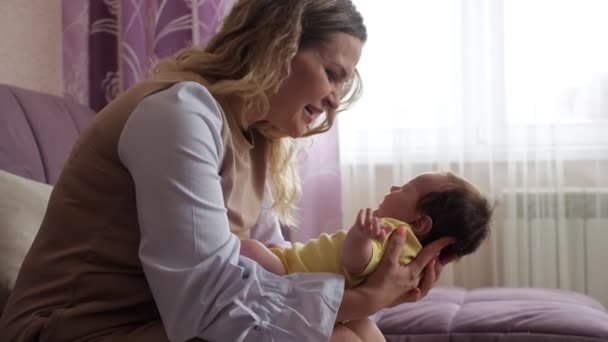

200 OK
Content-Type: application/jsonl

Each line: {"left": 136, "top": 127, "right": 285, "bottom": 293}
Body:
{"left": 378, "top": 287, "right": 608, "bottom": 342}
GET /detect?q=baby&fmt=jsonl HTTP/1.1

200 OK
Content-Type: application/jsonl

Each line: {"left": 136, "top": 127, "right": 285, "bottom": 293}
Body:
{"left": 240, "top": 171, "right": 492, "bottom": 341}
{"left": 241, "top": 171, "right": 492, "bottom": 287}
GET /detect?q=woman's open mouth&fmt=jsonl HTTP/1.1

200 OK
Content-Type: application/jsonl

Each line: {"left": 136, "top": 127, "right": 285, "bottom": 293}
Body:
{"left": 303, "top": 106, "right": 315, "bottom": 123}
{"left": 304, "top": 105, "right": 323, "bottom": 124}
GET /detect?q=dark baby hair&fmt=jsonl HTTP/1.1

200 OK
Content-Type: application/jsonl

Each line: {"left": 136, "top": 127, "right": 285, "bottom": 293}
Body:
{"left": 417, "top": 173, "right": 493, "bottom": 260}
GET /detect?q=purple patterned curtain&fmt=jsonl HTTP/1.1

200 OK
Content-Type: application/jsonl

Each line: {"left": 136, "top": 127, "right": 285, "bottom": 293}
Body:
{"left": 62, "top": 0, "right": 234, "bottom": 111}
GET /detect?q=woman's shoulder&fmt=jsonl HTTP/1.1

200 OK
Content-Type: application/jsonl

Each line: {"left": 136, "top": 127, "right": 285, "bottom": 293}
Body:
{"left": 118, "top": 80, "right": 228, "bottom": 166}
{"left": 145, "top": 81, "right": 221, "bottom": 113}
{"left": 136, "top": 80, "right": 226, "bottom": 130}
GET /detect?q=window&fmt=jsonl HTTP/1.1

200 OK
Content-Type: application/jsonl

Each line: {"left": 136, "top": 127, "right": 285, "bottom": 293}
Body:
{"left": 341, "top": 0, "right": 608, "bottom": 164}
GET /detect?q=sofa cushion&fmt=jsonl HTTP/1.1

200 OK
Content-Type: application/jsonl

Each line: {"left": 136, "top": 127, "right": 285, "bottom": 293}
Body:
{"left": 378, "top": 287, "right": 608, "bottom": 341}
{"left": 0, "top": 170, "right": 51, "bottom": 313}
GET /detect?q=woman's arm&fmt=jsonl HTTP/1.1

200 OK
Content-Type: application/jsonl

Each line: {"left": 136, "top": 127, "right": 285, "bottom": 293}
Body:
{"left": 118, "top": 82, "right": 344, "bottom": 342}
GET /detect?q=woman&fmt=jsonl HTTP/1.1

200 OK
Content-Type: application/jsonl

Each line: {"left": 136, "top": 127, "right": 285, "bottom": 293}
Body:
{"left": 0, "top": 0, "right": 454, "bottom": 341}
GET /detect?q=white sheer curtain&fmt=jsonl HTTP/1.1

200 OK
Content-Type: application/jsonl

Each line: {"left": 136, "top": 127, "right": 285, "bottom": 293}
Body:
{"left": 341, "top": 0, "right": 608, "bottom": 306}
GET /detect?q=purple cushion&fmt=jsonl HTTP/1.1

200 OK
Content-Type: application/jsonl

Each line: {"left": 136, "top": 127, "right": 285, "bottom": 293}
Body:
{"left": 0, "top": 84, "right": 94, "bottom": 184}
{"left": 378, "top": 287, "right": 608, "bottom": 342}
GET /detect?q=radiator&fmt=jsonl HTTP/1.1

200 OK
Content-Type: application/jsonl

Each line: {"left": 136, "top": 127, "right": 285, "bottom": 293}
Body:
{"left": 501, "top": 188, "right": 608, "bottom": 307}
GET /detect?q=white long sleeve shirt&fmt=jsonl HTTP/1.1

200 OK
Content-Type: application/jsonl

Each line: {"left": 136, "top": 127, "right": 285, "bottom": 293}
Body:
{"left": 117, "top": 82, "right": 344, "bottom": 342}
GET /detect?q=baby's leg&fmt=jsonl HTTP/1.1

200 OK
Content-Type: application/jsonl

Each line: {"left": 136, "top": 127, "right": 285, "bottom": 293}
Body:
{"left": 343, "top": 319, "right": 386, "bottom": 342}
{"left": 240, "top": 239, "right": 286, "bottom": 275}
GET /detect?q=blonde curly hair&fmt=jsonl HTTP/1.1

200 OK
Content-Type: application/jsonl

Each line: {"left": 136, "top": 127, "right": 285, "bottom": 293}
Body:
{"left": 153, "top": 0, "right": 366, "bottom": 225}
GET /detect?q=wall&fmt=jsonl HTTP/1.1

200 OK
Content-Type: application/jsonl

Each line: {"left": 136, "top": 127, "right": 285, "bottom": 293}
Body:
{"left": 0, "top": 1, "right": 63, "bottom": 95}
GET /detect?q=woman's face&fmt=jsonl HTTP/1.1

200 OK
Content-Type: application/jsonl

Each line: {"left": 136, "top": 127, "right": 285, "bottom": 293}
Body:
{"left": 265, "top": 32, "right": 363, "bottom": 138}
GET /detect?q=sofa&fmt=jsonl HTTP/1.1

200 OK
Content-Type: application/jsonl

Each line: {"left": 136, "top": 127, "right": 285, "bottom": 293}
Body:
{"left": 1, "top": 83, "right": 608, "bottom": 341}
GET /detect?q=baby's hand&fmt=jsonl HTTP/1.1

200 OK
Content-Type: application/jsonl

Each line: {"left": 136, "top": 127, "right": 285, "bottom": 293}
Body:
{"left": 353, "top": 208, "right": 392, "bottom": 242}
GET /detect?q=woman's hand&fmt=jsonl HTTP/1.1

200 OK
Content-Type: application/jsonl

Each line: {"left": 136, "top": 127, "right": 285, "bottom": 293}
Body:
{"left": 335, "top": 227, "right": 456, "bottom": 322}
{"left": 415, "top": 252, "right": 459, "bottom": 300}
{"left": 364, "top": 227, "right": 455, "bottom": 309}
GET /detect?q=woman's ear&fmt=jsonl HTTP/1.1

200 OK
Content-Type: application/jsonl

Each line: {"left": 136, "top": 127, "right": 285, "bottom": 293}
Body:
{"left": 412, "top": 215, "right": 432, "bottom": 237}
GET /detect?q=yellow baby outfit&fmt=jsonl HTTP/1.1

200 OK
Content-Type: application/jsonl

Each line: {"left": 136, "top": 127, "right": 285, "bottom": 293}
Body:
{"left": 270, "top": 218, "right": 422, "bottom": 288}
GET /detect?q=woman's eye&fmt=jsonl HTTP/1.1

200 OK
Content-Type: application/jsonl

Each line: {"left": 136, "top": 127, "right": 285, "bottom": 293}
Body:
{"left": 325, "top": 69, "right": 336, "bottom": 82}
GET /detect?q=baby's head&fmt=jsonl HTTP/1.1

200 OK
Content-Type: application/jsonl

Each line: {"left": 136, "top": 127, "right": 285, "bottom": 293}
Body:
{"left": 373, "top": 172, "right": 492, "bottom": 260}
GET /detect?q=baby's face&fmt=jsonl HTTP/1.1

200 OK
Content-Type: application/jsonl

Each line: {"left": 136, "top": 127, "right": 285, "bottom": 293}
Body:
{"left": 373, "top": 172, "right": 452, "bottom": 225}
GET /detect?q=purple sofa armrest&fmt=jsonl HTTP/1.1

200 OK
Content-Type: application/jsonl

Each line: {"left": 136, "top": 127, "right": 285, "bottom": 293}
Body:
{"left": 378, "top": 287, "right": 608, "bottom": 342}
{"left": 0, "top": 84, "right": 94, "bottom": 184}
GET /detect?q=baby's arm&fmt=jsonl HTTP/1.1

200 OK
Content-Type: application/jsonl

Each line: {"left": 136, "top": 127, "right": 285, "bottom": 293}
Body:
{"left": 341, "top": 208, "right": 391, "bottom": 275}
{"left": 240, "top": 239, "right": 287, "bottom": 275}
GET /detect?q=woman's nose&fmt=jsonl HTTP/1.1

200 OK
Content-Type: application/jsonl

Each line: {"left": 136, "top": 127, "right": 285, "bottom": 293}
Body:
{"left": 390, "top": 186, "right": 400, "bottom": 192}
{"left": 323, "top": 90, "right": 338, "bottom": 111}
